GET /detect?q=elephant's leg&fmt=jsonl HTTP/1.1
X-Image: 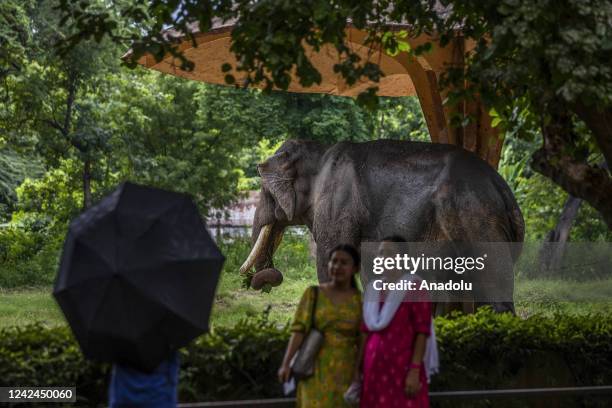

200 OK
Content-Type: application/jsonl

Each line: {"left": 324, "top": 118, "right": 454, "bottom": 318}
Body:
{"left": 420, "top": 220, "right": 478, "bottom": 315}
{"left": 431, "top": 195, "right": 516, "bottom": 314}
{"left": 470, "top": 242, "right": 516, "bottom": 314}
{"left": 316, "top": 244, "right": 331, "bottom": 283}
{"left": 313, "top": 227, "right": 360, "bottom": 284}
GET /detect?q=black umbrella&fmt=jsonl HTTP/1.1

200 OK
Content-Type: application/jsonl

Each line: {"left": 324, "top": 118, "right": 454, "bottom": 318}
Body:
{"left": 54, "top": 182, "right": 224, "bottom": 372}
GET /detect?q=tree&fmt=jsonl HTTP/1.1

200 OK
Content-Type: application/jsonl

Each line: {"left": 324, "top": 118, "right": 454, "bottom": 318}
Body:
{"left": 102, "top": 72, "right": 254, "bottom": 215}
{"left": 0, "top": 0, "right": 33, "bottom": 83}
{"left": 0, "top": 148, "right": 42, "bottom": 221}
{"left": 103, "top": 69, "right": 426, "bottom": 212}
{"left": 54, "top": 0, "right": 612, "bottom": 228}
{"left": 442, "top": 0, "right": 612, "bottom": 229}
{"left": 5, "top": 1, "right": 122, "bottom": 210}
{"left": 499, "top": 137, "right": 611, "bottom": 242}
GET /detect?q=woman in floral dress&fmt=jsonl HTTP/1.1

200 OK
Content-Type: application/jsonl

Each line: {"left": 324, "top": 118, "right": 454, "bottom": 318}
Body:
{"left": 278, "top": 244, "right": 362, "bottom": 408}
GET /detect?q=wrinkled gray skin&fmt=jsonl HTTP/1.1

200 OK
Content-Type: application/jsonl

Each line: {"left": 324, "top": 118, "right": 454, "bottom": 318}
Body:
{"left": 249, "top": 139, "right": 524, "bottom": 313}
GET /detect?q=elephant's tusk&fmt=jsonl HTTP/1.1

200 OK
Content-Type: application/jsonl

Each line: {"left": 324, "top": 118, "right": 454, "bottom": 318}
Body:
{"left": 272, "top": 228, "right": 285, "bottom": 253}
{"left": 239, "top": 224, "right": 273, "bottom": 275}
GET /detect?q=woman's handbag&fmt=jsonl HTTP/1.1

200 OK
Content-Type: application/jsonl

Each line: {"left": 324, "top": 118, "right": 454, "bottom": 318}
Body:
{"left": 291, "top": 286, "right": 324, "bottom": 380}
{"left": 343, "top": 380, "right": 361, "bottom": 405}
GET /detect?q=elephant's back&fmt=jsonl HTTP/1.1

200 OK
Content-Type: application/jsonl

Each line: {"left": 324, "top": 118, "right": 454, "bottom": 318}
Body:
{"left": 345, "top": 140, "right": 493, "bottom": 197}
{"left": 328, "top": 140, "right": 523, "bottom": 243}
{"left": 345, "top": 140, "right": 505, "bottom": 193}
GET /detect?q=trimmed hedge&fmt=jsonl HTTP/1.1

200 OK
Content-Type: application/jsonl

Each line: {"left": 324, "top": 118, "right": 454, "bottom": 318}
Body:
{"left": 1, "top": 308, "right": 612, "bottom": 407}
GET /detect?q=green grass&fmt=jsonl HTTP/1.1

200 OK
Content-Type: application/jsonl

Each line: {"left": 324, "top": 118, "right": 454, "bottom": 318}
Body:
{"left": 0, "top": 232, "right": 317, "bottom": 329}
{"left": 515, "top": 277, "right": 612, "bottom": 317}
{"left": 0, "top": 287, "right": 63, "bottom": 328}
{"left": 1, "top": 233, "right": 611, "bottom": 328}
{"left": 211, "top": 231, "right": 317, "bottom": 327}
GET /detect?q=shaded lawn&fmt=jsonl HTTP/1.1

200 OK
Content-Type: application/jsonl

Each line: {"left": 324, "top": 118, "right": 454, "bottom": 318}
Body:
{"left": 0, "top": 232, "right": 317, "bottom": 329}
{"left": 514, "top": 277, "right": 612, "bottom": 317}
{"left": 1, "top": 233, "right": 611, "bottom": 328}
{"left": 0, "top": 287, "right": 64, "bottom": 328}
{"left": 3, "top": 279, "right": 612, "bottom": 329}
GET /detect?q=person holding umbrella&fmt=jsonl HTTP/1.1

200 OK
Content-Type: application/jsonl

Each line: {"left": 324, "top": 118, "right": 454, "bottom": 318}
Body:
{"left": 108, "top": 350, "right": 180, "bottom": 407}
{"left": 54, "top": 182, "right": 224, "bottom": 408}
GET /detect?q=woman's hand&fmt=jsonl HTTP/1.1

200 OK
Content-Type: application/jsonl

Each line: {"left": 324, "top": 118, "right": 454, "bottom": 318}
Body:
{"left": 278, "top": 332, "right": 304, "bottom": 383}
{"left": 404, "top": 368, "right": 422, "bottom": 397}
{"left": 278, "top": 363, "right": 292, "bottom": 383}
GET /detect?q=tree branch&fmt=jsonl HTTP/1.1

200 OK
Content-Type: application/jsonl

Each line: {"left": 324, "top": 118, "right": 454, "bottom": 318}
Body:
{"left": 532, "top": 147, "right": 612, "bottom": 230}
{"left": 63, "top": 72, "right": 78, "bottom": 136}
{"left": 572, "top": 102, "right": 612, "bottom": 168}
{"left": 43, "top": 119, "right": 67, "bottom": 136}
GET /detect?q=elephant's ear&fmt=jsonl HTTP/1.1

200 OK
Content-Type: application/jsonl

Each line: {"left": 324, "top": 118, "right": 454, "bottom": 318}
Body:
{"left": 258, "top": 151, "right": 297, "bottom": 221}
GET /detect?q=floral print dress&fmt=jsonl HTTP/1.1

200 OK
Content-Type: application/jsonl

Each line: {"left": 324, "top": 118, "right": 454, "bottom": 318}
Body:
{"left": 291, "top": 286, "right": 362, "bottom": 408}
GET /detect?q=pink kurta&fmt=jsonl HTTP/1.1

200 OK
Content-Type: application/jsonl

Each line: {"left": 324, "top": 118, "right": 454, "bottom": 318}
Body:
{"left": 360, "top": 300, "right": 432, "bottom": 408}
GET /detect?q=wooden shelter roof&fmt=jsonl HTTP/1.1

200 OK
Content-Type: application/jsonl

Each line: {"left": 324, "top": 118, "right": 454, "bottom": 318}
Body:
{"left": 128, "top": 18, "right": 504, "bottom": 168}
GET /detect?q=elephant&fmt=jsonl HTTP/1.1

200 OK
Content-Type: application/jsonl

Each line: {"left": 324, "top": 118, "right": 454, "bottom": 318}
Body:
{"left": 240, "top": 139, "right": 524, "bottom": 313}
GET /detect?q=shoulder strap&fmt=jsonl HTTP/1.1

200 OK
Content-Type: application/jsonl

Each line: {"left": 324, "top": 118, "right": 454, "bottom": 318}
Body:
{"left": 310, "top": 285, "right": 318, "bottom": 330}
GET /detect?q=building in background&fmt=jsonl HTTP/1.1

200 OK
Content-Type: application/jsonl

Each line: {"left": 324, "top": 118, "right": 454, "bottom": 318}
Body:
{"left": 206, "top": 191, "right": 259, "bottom": 240}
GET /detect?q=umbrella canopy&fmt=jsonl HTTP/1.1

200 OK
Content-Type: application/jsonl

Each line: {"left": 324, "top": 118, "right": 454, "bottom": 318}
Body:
{"left": 54, "top": 182, "right": 224, "bottom": 372}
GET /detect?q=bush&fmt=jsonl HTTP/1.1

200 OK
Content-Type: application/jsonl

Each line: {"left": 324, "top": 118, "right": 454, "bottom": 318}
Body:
{"left": 432, "top": 309, "right": 612, "bottom": 407}
{"left": 1, "top": 309, "right": 611, "bottom": 407}
{"left": 0, "top": 324, "right": 109, "bottom": 405}
{"left": 180, "top": 307, "right": 289, "bottom": 401}
{"left": 0, "top": 225, "right": 63, "bottom": 288}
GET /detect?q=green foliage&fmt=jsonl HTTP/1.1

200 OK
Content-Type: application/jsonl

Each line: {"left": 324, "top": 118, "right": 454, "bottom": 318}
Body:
{"left": 54, "top": 0, "right": 442, "bottom": 109}
{"left": 1, "top": 309, "right": 611, "bottom": 406}
{"left": 0, "top": 0, "right": 33, "bottom": 81}
{"left": 0, "top": 1, "right": 432, "bottom": 235}
{"left": 0, "top": 148, "right": 42, "bottom": 221}
{"left": 374, "top": 97, "right": 429, "bottom": 141}
{"left": 180, "top": 308, "right": 289, "bottom": 401}
{"left": 14, "top": 159, "right": 89, "bottom": 227}
{"left": 0, "top": 226, "right": 63, "bottom": 288}
{"left": 0, "top": 324, "right": 109, "bottom": 405}
{"left": 1, "top": 15, "right": 430, "bottom": 234}
{"left": 499, "top": 136, "right": 612, "bottom": 241}
{"left": 515, "top": 173, "right": 612, "bottom": 242}
{"left": 0, "top": 159, "right": 116, "bottom": 289}
{"left": 52, "top": 0, "right": 612, "bottom": 228}
{"left": 432, "top": 309, "right": 612, "bottom": 407}
{"left": 447, "top": 0, "right": 612, "bottom": 109}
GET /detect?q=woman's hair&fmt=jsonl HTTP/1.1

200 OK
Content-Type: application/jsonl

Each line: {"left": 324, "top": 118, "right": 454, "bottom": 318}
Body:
{"left": 328, "top": 244, "right": 360, "bottom": 288}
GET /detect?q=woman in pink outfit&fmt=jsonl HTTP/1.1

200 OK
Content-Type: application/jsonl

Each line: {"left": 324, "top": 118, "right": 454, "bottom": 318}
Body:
{"left": 360, "top": 300, "right": 431, "bottom": 408}
{"left": 358, "top": 237, "right": 435, "bottom": 408}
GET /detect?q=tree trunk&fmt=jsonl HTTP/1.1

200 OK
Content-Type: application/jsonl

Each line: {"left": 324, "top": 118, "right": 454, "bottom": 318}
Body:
{"left": 549, "top": 195, "right": 582, "bottom": 243}
{"left": 83, "top": 159, "right": 92, "bottom": 209}
{"left": 538, "top": 195, "right": 582, "bottom": 274}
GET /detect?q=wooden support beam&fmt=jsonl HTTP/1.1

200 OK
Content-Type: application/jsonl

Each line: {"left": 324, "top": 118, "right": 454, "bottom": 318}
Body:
{"left": 397, "top": 57, "right": 449, "bottom": 144}
{"left": 462, "top": 97, "right": 481, "bottom": 153}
